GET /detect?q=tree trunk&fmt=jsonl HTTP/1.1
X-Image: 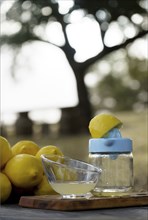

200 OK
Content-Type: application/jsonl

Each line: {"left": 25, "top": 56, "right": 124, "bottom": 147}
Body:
{"left": 61, "top": 42, "right": 92, "bottom": 133}
{"left": 50, "top": 2, "right": 93, "bottom": 132}
{"left": 74, "top": 67, "right": 92, "bottom": 130}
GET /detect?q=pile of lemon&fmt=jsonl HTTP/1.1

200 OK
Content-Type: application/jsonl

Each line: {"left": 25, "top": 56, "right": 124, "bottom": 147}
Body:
{"left": 0, "top": 136, "right": 63, "bottom": 203}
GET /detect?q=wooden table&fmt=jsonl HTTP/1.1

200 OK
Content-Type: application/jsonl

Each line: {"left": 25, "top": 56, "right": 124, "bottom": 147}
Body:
{"left": 0, "top": 204, "right": 148, "bottom": 220}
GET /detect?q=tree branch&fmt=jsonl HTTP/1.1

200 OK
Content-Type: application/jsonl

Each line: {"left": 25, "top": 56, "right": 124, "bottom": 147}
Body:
{"left": 81, "top": 30, "right": 148, "bottom": 72}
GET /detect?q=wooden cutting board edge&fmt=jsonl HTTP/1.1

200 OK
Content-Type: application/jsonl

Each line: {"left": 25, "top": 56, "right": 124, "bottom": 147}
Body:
{"left": 19, "top": 193, "right": 148, "bottom": 211}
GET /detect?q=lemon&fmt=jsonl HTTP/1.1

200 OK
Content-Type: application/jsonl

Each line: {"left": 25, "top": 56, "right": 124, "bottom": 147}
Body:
{"left": 0, "top": 136, "right": 13, "bottom": 169}
{"left": 12, "top": 140, "right": 40, "bottom": 156}
{"left": 34, "top": 175, "right": 57, "bottom": 195}
{"left": 4, "top": 154, "right": 43, "bottom": 188}
{"left": 0, "top": 172, "right": 12, "bottom": 203}
{"left": 36, "top": 145, "right": 63, "bottom": 161}
{"left": 54, "top": 166, "right": 77, "bottom": 181}
{"left": 89, "top": 113, "right": 122, "bottom": 138}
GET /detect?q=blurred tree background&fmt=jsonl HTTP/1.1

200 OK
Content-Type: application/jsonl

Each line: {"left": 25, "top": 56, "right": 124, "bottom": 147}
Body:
{"left": 0, "top": 0, "right": 147, "bottom": 135}
{"left": 0, "top": 0, "right": 147, "bottom": 191}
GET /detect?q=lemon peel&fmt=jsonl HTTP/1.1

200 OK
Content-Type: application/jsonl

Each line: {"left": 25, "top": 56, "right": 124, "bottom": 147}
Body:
{"left": 12, "top": 140, "right": 40, "bottom": 156}
{"left": 36, "top": 145, "right": 63, "bottom": 161}
{"left": 0, "top": 136, "right": 13, "bottom": 169}
{"left": 4, "top": 154, "right": 43, "bottom": 188}
{"left": 89, "top": 113, "right": 122, "bottom": 138}
{"left": 0, "top": 172, "right": 12, "bottom": 203}
{"left": 34, "top": 175, "right": 56, "bottom": 195}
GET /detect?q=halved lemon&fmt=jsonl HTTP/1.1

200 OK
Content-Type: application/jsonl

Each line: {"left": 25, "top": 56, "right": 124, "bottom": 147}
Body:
{"left": 89, "top": 113, "right": 122, "bottom": 138}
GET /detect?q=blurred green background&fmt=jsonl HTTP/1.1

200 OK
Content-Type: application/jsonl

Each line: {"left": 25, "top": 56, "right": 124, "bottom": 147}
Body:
{"left": 0, "top": 0, "right": 147, "bottom": 191}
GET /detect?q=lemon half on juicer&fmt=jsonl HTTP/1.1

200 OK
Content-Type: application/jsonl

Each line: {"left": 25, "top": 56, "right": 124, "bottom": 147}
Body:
{"left": 89, "top": 113, "right": 122, "bottom": 138}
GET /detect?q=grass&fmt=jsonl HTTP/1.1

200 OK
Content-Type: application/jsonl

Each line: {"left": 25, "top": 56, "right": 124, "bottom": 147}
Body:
{"left": 7, "top": 109, "right": 148, "bottom": 192}
{"left": 116, "top": 110, "right": 148, "bottom": 191}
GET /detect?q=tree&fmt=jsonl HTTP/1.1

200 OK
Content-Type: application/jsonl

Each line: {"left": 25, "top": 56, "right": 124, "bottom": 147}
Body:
{"left": 0, "top": 0, "right": 147, "bottom": 131}
{"left": 89, "top": 50, "right": 147, "bottom": 112}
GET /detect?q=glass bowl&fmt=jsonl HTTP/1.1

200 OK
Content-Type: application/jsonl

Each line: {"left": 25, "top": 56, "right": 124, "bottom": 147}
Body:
{"left": 41, "top": 154, "right": 102, "bottom": 199}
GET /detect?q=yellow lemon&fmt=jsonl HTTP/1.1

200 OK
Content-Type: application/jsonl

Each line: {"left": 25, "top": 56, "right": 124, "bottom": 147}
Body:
{"left": 54, "top": 167, "right": 77, "bottom": 181}
{"left": 0, "top": 136, "right": 13, "bottom": 169}
{"left": 4, "top": 154, "right": 43, "bottom": 188}
{"left": 34, "top": 175, "right": 57, "bottom": 195}
{"left": 89, "top": 113, "right": 122, "bottom": 138}
{"left": 36, "top": 145, "right": 63, "bottom": 161}
{"left": 0, "top": 172, "right": 12, "bottom": 203}
{"left": 12, "top": 140, "right": 40, "bottom": 156}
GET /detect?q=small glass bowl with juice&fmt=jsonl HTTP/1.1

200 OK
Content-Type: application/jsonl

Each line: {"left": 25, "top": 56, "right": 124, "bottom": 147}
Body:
{"left": 41, "top": 154, "right": 101, "bottom": 199}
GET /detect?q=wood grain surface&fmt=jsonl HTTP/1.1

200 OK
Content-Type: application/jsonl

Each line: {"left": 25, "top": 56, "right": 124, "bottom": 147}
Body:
{"left": 19, "top": 192, "right": 148, "bottom": 211}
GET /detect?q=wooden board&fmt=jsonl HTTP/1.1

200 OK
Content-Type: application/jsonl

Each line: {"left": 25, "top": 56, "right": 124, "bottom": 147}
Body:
{"left": 19, "top": 192, "right": 148, "bottom": 211}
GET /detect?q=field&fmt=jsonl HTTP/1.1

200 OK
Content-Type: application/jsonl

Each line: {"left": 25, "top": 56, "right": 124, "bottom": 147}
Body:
{"left": 8, "top": 109, "right": 148, "bottom": 192}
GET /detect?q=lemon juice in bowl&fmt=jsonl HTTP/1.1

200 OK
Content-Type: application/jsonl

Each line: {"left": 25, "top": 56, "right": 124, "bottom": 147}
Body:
{"left": 50, "top": 181, "right": 96, "bottom": 196}
{"left": 41, "top": 155, "right": 101, "bottom": 199}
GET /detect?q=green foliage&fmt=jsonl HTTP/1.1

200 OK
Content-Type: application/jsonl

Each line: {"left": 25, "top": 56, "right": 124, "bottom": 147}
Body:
{"left": 128, "top": 57, "right": 148, "bottom": 91}
{"left": 93, "top": 54, "right": 148, "bottom": 111}
{"left": 97, "top": 74, "right": 139, "bottom": 111}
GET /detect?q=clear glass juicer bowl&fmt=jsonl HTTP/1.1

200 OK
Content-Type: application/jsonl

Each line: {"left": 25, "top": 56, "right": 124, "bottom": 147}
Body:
{"left": 41, "top": 154, "right": 102, "bottom": 199}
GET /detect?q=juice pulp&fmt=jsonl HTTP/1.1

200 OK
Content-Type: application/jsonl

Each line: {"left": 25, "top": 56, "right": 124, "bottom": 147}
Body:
{"left": 51, "top": 181, "right": 96, "bottom": 195}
